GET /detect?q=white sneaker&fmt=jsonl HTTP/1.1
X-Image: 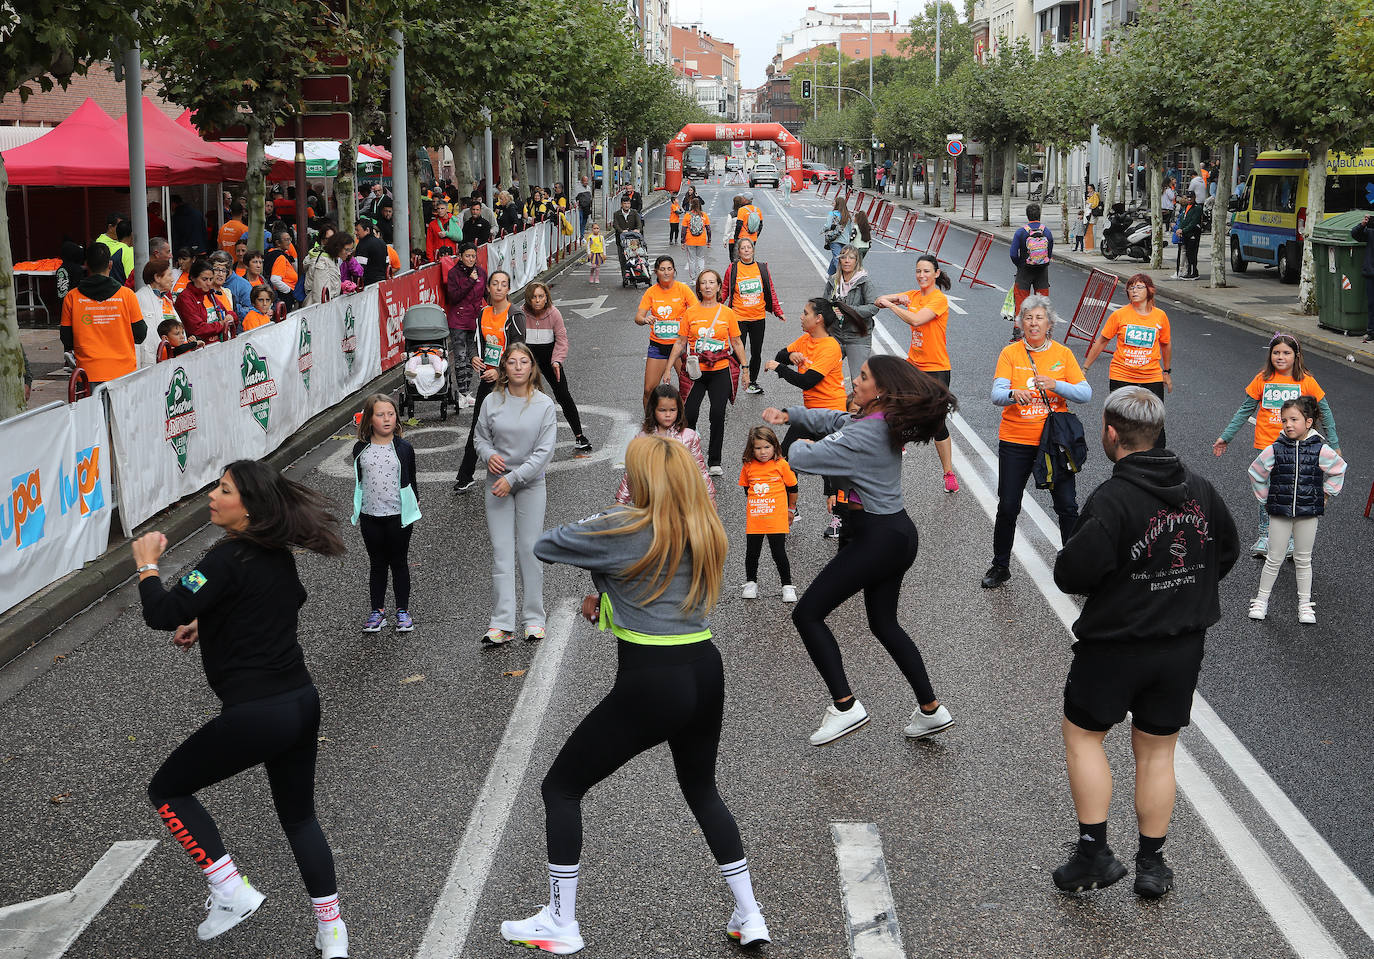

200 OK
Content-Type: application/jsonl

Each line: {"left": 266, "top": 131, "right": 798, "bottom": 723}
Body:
{"left": 727, "top": 907, "right": 772, "bottom": 946}
{"left": 741, "top": 581, "right": 758, "bottom": 599}
{"left": 781, "top": 585, "right": 798, "bottom": 603}
{"left": 809, "top": 700, "right": 869, "bottom": 746}
{"left": 1298, "top": 601, "right": 1316, "bottom": 625}
{"left": 197, "top": 876, "right": 265, "bottom": 941}
{"left": 904, "top": 703, "right": 954, "bottom": 739}
{"left": 315, "top": 919, "right": 349, "bottom": 958}
{"left": 1248, "top": 596, "right": 1268, "bottom": 621}
{"left": 708, "top": 464, "right": 723, "bottom": 476}
{"left": 500, "top": 906, "right": 585, "bottom": 955}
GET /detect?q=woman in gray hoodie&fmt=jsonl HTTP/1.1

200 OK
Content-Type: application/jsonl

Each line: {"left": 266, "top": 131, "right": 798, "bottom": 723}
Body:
{"left": 822, "top": 245, "right": 879, "bottom": 383}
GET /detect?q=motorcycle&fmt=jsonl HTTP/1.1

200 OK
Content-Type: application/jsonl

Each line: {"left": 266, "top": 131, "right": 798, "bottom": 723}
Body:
{"left": 1100, "top": 202, "right": 1152, "bottom": 262}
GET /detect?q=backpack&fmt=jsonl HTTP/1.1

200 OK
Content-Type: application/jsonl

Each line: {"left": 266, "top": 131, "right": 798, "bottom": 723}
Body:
{"left": 688, "top": 211, "right": 705, "bottom": 236}
{"left": 1024, "top": 227, "right": 1051, "bottom": 267}
{"left": 744, "top": 207, "right": 762, "bottom": 235}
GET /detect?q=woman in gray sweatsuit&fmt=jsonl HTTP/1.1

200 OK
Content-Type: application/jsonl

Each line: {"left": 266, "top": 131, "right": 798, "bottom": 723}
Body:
{"left": 822, "top": 245, "right": 879, "bottom": 383}
{"left": 474, "top": 342, "right": 557, "bottom": 644}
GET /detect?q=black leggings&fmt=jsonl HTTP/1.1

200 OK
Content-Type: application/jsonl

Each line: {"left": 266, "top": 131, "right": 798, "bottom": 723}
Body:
{"left": 745, "top": 532, "right": 791, "bottom": 585}
{"left": 457, "top": 375, "right": 496, "bottom": 483}
{"left": 928, "top": 369, "right": 951, "bottom": 443}
{"left": 791, "top": 509, "right": 936, "bottom": 704}
{"left": 1108, "top": 379, "right": 1167, "bottom": 448}
{"left": 529, "top": 341, "right": 585, "bottom": 436}
{"left": 148, "top": 685, "right": 336, "bottom": 897}
{"left": 684, "top": 367, "right": 732, "bottom": 466}
{"left": 540, "top": 641, "right": 744, "bottom": 867}
{"left": 738, "top": 318, "right": 767, "bottom": 382}
{"left": 669, "top": 222, "right": 680, "bottom": 244}
{"left": 359, "top": 513, "right": 412, "bottom": 610}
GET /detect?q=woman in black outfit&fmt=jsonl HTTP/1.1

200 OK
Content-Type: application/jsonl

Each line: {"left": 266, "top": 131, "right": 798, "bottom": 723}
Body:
{"left": 133, "top": 460, "right": 350, "bottom": 958}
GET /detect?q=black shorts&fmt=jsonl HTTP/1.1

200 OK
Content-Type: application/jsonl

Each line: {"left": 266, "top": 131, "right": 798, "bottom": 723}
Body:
{"left": 1063, "top": 633, "right": 1204, "bottom": 737}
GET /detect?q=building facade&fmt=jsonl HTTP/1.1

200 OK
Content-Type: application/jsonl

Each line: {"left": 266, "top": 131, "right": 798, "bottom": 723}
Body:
{"left": 671, "top": 25, "right": 740, "bottom": 120}
{"left": 777, "top": 6, "right": 905, "bottom": 63}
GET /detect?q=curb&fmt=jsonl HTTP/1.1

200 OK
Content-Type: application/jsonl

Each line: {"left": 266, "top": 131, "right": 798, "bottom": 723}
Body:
{"left": 0, "top": 242, "right": 603, "bottom": 669}
{"left": 895, "top": 200, "right": 1374, "bottom": 374}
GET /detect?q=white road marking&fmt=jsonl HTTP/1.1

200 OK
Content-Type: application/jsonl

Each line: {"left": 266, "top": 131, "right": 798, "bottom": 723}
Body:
{"left": 768, "top": 187, "right": 1372, "bottom": 957}
{"left": 831, "top": 823, "right": 905, "bottom": 959}
{"left": 556, "top": 295, "right": 615, "bottom": 320}
{"left": 0, "top": 840, "right": 157, "bottom": 958}
{"left": 415, "top": 601, "right": 579, "bottom": 959}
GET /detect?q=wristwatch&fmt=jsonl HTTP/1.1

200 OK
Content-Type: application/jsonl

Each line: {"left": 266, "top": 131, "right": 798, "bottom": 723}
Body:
{"left": 136, "top": 564, "right": 159, "bottom": 574}
{"left": 1163, "top": 368, "right": 1172, "bottom": 373}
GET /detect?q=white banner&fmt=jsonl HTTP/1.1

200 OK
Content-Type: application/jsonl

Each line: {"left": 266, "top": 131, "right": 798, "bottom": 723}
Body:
{"left": 106, "top": 287, "right": 383, "bottom": 533}
{"left": 483, "top": 223, "right": 555, "bottom": 292}
{"left": 0, "top": 395, "right": 114, "bottom": 614}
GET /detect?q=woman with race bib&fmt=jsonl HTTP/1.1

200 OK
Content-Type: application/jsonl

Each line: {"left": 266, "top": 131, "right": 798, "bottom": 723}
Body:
{"left": 1083, "top": 273, "right": 1172, "bottom": 447}
{"left": 455, "top": 271, "right": 527, "bottom": 492}
{"left": 635, "top": 255, "right": 699, "bottom": 408}
{"left": 666, "top": 269, "right": 749, "bottom": 474}
{"left": 722, "top": 238, "right": 785, "bottom": 396}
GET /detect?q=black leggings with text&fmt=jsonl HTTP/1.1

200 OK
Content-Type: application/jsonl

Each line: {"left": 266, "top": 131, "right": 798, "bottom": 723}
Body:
{"left": 148, "top": 684, "right": 337, "bottom": 897}
{"left": 360, "top": 513, "right": 412, "bottom": 611}
{"left": 738, "top": 318, "right": 766, "bottom": 382}
{"left": 541, "top": 641, "right": 744, "bottom": 867}
{"left": 791, "top": 509, "right": 936, "bottom": 704}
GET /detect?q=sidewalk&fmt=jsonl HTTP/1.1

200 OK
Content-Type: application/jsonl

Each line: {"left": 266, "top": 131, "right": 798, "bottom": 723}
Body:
{"left": 872, "top": 188, "right": 1374, "bottom": 373}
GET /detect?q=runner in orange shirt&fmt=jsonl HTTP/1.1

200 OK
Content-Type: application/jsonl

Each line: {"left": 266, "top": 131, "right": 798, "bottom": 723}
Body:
{"left": 59, "top": 244, "right": 147, "bottom": 385}
{"left": 668, "top": 196, "right": 682, "bottom": 246}
{"left": 635, "top": 255, "right": 699, "bottom": 407}
{"left": 664, "top": 270, "right": 748, "bottom": 472}
{"left": 1084, "top": 273, "right": 1173, "bottom": 446}
{"left": 731, "top": 195, "right": 763, "bottom": 262}
{"left": 722, "top": 238, "right": 785, "bottom": 395}
{"left": 738, "top": 426, "right": 798, "bottom": 602}
{"left": 681, "top": 199, "right": 711, "bottom": 284}
{"left": 876, "top": 253, "right": 959, "bottom": 492}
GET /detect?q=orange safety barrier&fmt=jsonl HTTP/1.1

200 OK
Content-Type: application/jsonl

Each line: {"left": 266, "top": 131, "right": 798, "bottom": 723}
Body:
{"left": 895, "top": 210, "right": 921, "bottom": 250}
{"left": 1062, "top": 269, "right": 1120, "bottom": 351}
{"left": 958, "top": 230, "right": 997, "bottom": 289}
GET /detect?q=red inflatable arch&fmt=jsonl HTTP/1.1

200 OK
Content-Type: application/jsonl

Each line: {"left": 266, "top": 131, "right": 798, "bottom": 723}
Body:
{"left": 664, "top": 122, "right": 803, "bottom": 194}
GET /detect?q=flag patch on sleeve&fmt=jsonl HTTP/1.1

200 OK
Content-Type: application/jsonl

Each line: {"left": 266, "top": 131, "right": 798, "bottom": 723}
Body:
{"left": 181, "top": 570, "right": 208, "bottom": 593}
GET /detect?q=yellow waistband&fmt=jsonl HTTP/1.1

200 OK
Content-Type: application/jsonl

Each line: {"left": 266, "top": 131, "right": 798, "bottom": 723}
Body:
{"left": 598, "top": 593, "right": 710, "bottom": 646}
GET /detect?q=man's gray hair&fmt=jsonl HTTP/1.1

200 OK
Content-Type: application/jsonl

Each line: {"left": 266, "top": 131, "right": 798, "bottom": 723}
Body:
{"left": 1018, "top": 293, "right": 1058, "bottom": 331}
{"left": 1104, "top": 385, "right": 1165, "bottom": 447}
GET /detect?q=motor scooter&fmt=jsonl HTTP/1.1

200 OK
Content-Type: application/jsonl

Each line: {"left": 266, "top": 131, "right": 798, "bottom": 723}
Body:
{"left": 1100, "top": 203, "right": 1152, "bottom": 261}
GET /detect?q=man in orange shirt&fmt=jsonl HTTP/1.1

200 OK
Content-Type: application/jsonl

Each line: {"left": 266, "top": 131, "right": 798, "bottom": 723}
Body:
{"left": 218, "top": 199, "right": 248, "bottom": 255}
{"left": 60, "top": 244, "right": 147, "bottom": 387}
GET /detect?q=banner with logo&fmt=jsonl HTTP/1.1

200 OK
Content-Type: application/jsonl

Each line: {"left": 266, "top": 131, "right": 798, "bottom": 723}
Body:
{"left": 484, "top": 224, "right": 553, "bottom": 291}
{"left": 0, "top": 395, "right": 114, "bottom": 614}
{"left": 377, "top": 263, "right": 442, "bottom": 371}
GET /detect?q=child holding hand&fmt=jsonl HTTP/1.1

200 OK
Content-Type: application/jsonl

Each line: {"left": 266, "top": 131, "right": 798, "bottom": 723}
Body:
{"left": 738, "top": 426, "right": 798, "bottom": 603}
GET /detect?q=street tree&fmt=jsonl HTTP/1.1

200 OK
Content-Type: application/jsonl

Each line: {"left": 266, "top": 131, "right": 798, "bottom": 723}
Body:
{"left": 954, "top": 43, "right": 1035, "bottom": 226}
{"left": 1027, "top": 46, "right": 1093, "bottom": 239}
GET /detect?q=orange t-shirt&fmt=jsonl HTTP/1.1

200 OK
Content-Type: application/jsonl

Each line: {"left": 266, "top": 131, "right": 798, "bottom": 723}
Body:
{"left": 241, "top": 309, "right": 273, "bottom": 331}
{"left": 739, "top": 457, "right": 798, "bottom": 534}
{"left": 681, "top": 304, "right": 741, "bottom": 372}
{"left": 730, "top": 262, "right": 766, "bottom": 320}
{"left": 60, "top": 285, "right": 143, "bottom": 382}
{"left": 172, "top": 271, "right": 190, "bottom": 294}
{"left": 736, "top": 205, "right": 762, "bottom": 242}
{"left": 683, "top": 211, "right": 711, "bottom": 247}
{"left": 271, "top": 253, "right": 298, "bottom": 289}
{"left": 1244, "top": 371, "right": 1325, "bottom": 449}
{"left": 669, "top": 201, "right": 681, "bottom": 224}
{"left": 218, "top": 219, "right": 247, "bottom": 254}
{"left": 786, "top": 333, "right": 846, "bottom": 410}
{"left": 1101, "top": 305, "right": 1170, "bottom": 382}
{"left": 639, "top": 281, "right": 699, "bottom": 344}
{"left": 994, "top": 340, "right": 1085, "bottom": 446}
{"left": 479, "top": 306, "right": 510, "bottom": 367}
{"left": 898, "top": 286, "right": 951, "bottom": 372}
{"left": 387, "top": 245, "right": 401, "bottom": 273}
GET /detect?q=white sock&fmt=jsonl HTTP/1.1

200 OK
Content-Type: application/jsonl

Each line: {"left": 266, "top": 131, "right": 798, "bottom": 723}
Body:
{"left": 547, "top": 863, "right": 579, "bottom": 926}
{"left": 202, "top": 854, "right": 239, "bottom": 894}
{"left": 719, "top": 858, "right": 757, "bottom": 916}
{"left": 312, "top": 893, "right": 342, "bottom": 926}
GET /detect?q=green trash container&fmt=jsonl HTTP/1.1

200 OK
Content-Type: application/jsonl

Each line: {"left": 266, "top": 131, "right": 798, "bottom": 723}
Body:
{"left": 1311, "top": 210, "right": 1369, "bottom": 334}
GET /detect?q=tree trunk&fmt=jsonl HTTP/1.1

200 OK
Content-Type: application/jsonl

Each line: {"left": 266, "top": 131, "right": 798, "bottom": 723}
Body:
{"left": 451, "top": 131, "right": 474, "bottom": 196}
{"left": 1210, "top": 143, "right": 1233, "bottom": 289}
{"left": 1297, "top": 146, "right": 1327, "bottom": 314}
{"left": 924, "top": 157, "right": 932, "bottom": 205}
{"left": 1059, "top": 148, "right": 1069, "bottom": 241}
{"left": 335, "top": 125, "right": 360, "bottom": 232}
{"left": 515, "top": 137, "right": 529, "bottom": 195}
{"left": 0, "top": 154, "right": 25, "bottom": 417}
{"left": 408, "top": 165, "right": 424, "bottom": 255}
{"left": 1106, "top": 140, "right": 1119, "bottom": 209}
{"left": 1000, "top": 142, "right": 1015, "bottom": 228}
{"left": 245, "top": 122, "right": 269, "bottom": 252}
{"left": 981, "top": 155, "right": 989, "bottom": 221}
{"left": 1149, "top": 159, "right": 1164, "bottom": 270}
{"left": 933, "top": 157, "right": 941, "bottom": 207}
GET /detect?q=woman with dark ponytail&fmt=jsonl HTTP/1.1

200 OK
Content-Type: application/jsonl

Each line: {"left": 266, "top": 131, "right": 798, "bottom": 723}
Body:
{"left": 132, "top": 460, "right": 351, "bottom": 957}
{"left": 762, "top": 356, "right": 959, "bottom": 748}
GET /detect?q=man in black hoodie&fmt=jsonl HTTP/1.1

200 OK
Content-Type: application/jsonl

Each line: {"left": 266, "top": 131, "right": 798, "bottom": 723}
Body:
{"left": 1051, "top": 386, "right": 1238, "bottom": 900}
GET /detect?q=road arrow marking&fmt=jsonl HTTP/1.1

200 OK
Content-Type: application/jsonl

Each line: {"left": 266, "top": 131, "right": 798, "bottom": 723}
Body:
{"left": 556, "top": 295, "right": 615, "bottom": 320}
{"left": 0, "top": 840, "right": 156, "bottom": 958}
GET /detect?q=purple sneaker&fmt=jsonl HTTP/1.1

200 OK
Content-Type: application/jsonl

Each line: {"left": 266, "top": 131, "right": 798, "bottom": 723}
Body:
{"left": 362, "top": 610, "right": 386, "bottom": 633}
{"left": 395, "top": 610, "right": 414, "bottom": 632}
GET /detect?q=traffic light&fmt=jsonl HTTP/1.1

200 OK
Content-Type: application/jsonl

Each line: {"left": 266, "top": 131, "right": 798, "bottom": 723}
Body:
{"left": 801, "top": 79, "right": 812, "bottom": 99}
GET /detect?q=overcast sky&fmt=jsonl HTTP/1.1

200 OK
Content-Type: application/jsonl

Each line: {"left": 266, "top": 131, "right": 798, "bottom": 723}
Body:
{"left": 673, "top": 0, "right": 923, "bottom": 88}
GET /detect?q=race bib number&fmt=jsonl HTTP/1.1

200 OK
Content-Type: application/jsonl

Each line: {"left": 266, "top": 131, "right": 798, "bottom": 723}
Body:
{"left": 737, "top": 276, "right": 763, "bottom": 303}
{"left": 1261, "top": 382, "right": 1301, "bottom": 410}
{"left": 1123, "top": 324, "right": 1157, "bottom": 349}
{"left": 653, "top": 319, "right": 679, "bottom": 339}
{"left": 482, "top": 336, "right": 504, "bottom": 366}
{"left": 695, "top": 335, "right": 727, "bottom": 354}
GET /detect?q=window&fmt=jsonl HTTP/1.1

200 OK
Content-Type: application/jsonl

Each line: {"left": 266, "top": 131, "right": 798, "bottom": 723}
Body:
{"left": 1251, "top": 175, "right": 1299, "bottom": 214}
{"left": 1324, "top": 174, "right": 1374, "bottom": 214}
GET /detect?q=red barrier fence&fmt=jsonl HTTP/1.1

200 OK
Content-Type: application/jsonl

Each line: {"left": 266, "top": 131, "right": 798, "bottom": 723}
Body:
{"left": 1062, "top": 269, "right": 1120, "bottom": 351}
{"left": 895, "top": 211, "right": 921, "bottom": 250}
{"left": 863, "top": 194, "right": 882, "bottom": 219}
{"left": 849, "top": 190, "right": 867, "bottom": 213}
{"left": 819, "top": 180, "right": 833, "bottom": 199}
{"left": 925, "top": 218, "right": 951, "bottom": 262}
{"left": 959, "top": 231, "right": 996, "bottom": 289}
{"left": 874, "top": 202, "right": 896, "bottom": 239}
{"left": 377, "top": 263, "right": 443, "bottom": 370}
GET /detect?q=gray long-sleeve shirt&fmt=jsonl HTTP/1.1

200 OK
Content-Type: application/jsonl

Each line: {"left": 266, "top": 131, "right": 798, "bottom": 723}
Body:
{"left": 473, "top": 390, "right": 557, "bottom": 491}
{"left": 534, "top": 508, "right": 712, "bottom": 638}
{"left": 785, "top": 407, "right": 906, "bottom": 515}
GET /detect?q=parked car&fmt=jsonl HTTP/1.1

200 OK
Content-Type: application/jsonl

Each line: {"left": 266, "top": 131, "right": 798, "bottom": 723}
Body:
{"left": 725, "top": 157, "right": 742, "bottom": 172}
{"left": 801, "top": 161, "right": 839, "bottom": 184}
{"left": 749, "top": 162, "right": 781, "bottom": 189}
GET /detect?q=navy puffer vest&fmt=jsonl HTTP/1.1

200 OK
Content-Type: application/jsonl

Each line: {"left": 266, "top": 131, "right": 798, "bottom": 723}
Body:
{"left": 1266, "top": 433, "right": 1325, "bottom": 518}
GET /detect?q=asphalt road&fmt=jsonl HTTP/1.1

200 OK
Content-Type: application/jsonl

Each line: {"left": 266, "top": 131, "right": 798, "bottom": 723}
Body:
{"left": 1, "top": 180, "right": 1371, "bottom": 959}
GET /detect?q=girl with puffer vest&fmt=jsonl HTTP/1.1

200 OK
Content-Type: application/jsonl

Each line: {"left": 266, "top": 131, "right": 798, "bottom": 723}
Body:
{"left": 1247, "top": 396, "right": 1346, "bottom": 625}
{"left": 351, "top": 394, "right": 421, "bottom": 633}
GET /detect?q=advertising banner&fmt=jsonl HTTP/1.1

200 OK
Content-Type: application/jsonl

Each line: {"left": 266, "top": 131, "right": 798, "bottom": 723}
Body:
{"left": 377, "top": 263, "right": 442, "bottom": 370}
{"left": 0, "top": 395, "right": 114, "bottom": 614}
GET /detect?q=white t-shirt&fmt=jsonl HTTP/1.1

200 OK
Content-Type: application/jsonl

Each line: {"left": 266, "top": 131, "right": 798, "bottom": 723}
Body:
{"left": 1188, "top": 175, "right": 1206, "bottom": 204}
{"left": 359, "top": 441, "right": 402, "bottom": 517}
{"left": 1161, "top": 186, "right": 1176, "bottom": 211}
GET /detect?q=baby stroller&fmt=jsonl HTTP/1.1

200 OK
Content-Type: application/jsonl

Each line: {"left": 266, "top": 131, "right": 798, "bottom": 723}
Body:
{"left": 398, "top": 303, "right": 459, "bottom": 421}
{"left": 618, "top": 230, "right": 652, "bottom": 288}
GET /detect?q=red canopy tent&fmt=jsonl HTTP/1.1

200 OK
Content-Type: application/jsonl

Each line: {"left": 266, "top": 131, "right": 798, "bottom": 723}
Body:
{"left": 126, "top": 98, "right": 249, "bottom": 181}
{"left": 359, "top": 144, "right": 392, "bottom": 176}
{"left": 1, "top": 99, "right": 187, "bottom": 186}
{"left": 174, "top": 110, "right": 296, "bottom": 182}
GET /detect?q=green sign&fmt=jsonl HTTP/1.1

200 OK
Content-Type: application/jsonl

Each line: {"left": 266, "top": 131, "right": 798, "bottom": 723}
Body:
{"left": 238, "top": 343, "right": 278, "bottom": 432}
{"left": 163, "top": 367, "right": 196, "bottom": 473}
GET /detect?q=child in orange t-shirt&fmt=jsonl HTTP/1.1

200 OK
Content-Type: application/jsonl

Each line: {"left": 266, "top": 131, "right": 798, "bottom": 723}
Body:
{"left": 738, "top": 426, "right": 798, "bottom": 603}
{"left": 241, "top": 285, "right": 276, "bottom": 331}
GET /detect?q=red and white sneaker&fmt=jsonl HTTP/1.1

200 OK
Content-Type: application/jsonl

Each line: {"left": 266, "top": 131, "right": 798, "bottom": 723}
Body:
{"left": 943, "top": 471, "right": 960, "bottom": 493}
{"left": 500, "top": 906, "right": 584, "bottom": 954}
{"left": 727, "top": 908, "right": 771, "bottom": 947}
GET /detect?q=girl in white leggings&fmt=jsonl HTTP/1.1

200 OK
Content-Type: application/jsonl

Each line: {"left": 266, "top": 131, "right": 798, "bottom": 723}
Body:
{"left": 1247, "top": 396, "right": 1346, "bottom": 624}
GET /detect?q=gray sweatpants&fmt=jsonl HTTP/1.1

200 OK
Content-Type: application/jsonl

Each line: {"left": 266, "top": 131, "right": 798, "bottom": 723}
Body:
{"left": 485, "top": 479, "right": 547, "bottom": 631}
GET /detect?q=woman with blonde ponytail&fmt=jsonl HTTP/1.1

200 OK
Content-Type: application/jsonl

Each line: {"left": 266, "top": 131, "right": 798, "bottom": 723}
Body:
{"left": 499, "top": 436, "right": 770, "bottom": 954}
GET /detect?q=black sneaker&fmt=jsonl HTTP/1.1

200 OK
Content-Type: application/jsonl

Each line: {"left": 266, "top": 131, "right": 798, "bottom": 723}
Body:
{"left": 453, "top": 477, "right": 476, "bottom": 493}
{"left": 1053, "top": 847, "right": 1128, "bottom": 893}
{"left": 1133, "top": 853, "right": 1174, "bottom": 899}
{"left": 980, "top": 565, "right": 1011, "bottom": 589}
{"left": 574, "top": 435, "right": 593, "bottom": 452}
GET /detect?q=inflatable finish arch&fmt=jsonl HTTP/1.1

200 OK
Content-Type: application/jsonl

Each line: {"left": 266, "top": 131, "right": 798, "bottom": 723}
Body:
{"left": 664, "top": 123, "right": 803, "bottom": 193}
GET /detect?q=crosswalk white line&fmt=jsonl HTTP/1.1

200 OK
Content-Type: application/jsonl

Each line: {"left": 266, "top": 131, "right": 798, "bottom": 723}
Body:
{"left": 831, "top": 823, "right": 906, "bottom": 959}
